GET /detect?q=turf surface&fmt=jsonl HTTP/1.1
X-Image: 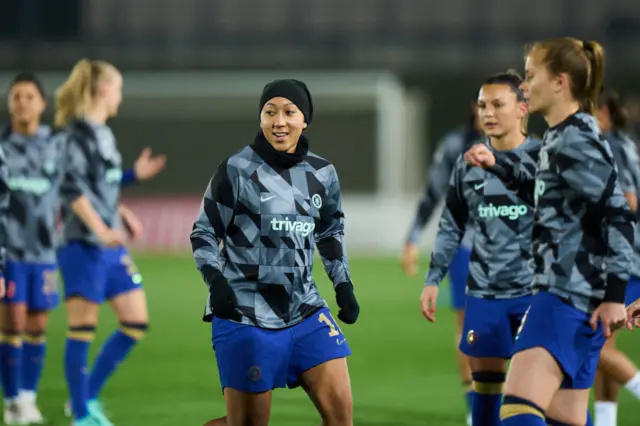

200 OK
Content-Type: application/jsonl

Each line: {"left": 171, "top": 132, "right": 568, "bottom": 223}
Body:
{"left": 35, "top": 254, "right": 640, "bottom": 425}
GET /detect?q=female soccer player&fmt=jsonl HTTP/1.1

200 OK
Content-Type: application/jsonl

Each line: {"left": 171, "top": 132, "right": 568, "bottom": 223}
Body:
{"left": 421, "top": 71, "right": 539, "bottom": 426}
{"left": 466, "top": 38, "right": 634, "bottom": 426}
{"left": 0, "top": 71, "right": 164, "bottom": 425}
{"left": 403, "top": 105, "right": 482, "bottom": 425}
{"left": 55, "top": 59, "right": 155, "bottom": 426}
{"left": 593, "top": 89, "right": 640, "bottom": 426}
{"left": 191, "top": 79, "right": 360, "bottom": 426}
{"left": 0, "top": 72, "right": 64, "bottom": 425}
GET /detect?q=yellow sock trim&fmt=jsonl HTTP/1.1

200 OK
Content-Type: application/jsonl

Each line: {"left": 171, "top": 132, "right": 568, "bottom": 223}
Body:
{"left": 500, "top": 404, "right": 545, "bottom": 421}
{"left": 472, "top": 381, "right": 504, "bottom": 394}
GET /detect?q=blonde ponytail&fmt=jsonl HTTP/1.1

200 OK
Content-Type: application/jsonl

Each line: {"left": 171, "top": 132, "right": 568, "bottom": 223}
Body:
{"left": 54, "top": 59, "right": 117, "bottom": 128}
{"left": 581, "top": 40, "right": 605, "bottom": 115}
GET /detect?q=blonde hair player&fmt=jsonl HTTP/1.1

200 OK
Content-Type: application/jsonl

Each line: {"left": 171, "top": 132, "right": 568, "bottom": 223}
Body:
{"left": 465, "top": 38, "right": 635, "bottom": 426}
{"left": 55, "top": 59, "right": 164, "bottom": 426}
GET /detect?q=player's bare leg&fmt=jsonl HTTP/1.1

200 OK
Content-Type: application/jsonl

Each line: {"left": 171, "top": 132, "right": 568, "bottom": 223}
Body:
{"left": 594, "top": 333, "right": 640, "bottom": 426}
{"left": 300, "top": 357, "right": 353, "bottom": 426}
{"left": 455, "top": 309, "right": 473, "bottom": 424}
{"left": 594, "top": 368, "right": 618, "bottom": 426}
{"left": 547, "top": 388, "right": 591, "bottom": 425}
{"left": 1, "top": 302, "right": 27, "bottom": 424}
{"left": 224, "top": 389, "right": 271, "bottom": 426}
{"left": 501, "top": 347, "right": 567, "bottom": 425}
{"left": 109, "top": 288, "right": 149, "bottom": 326}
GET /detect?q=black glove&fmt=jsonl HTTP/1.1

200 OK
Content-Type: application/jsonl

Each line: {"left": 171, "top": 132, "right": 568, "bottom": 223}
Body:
{"left": 204, "top": 266, "right": 242, "bottom": 322}
{"left": 335, "top": 281, "right": 359, "bottom": 324}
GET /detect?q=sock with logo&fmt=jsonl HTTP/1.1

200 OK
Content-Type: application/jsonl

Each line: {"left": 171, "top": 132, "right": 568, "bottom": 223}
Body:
{"left": 22, "top": 332, "right": 46, "bottom": 396}
{"left": 500, "top": 395, "right": 546, "bottom": 426}
{"left": 0, "top": 332, "right": 22, "bottom": 403}
{"left": 471, "top": 371, "right": 504, "bottom": 426}
{"left": 624, "top": 372, "right": 640, "bottom": 399}
{"left": 87, "top": 323, "right": 147, "bottom": 400}
{"left": 594, "top": 401, "right": 616, "bottom": 426}
{"left": 65, "top": 326, "right": 95, "bottom": 419}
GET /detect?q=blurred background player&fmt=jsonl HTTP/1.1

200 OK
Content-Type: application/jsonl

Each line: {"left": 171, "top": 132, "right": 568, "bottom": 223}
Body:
{"left": 54, "top": 59, "right": 162, "bottom": 426}
{"left": 593, "top": 88, "right": 640, "bottom": 426}
{"left": 467, "top": 38, "right": 634, "bottom": 426}
{"left": 0, "top": 72, "right": 61, "bottom": 425}
{"left": 402, "top": 102, "right": 482, "bottom": 425}
{"left": 421, "top": 71, "right": 538, "bottom": 426}
{"left": 191, "top": 79, "right": 360, "bottom": 426}
{"left": 0, "top": 70, "right": 165, "bottom": 425}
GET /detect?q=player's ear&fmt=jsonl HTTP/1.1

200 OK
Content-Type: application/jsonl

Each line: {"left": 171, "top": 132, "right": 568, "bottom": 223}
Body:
{"left": 303, "top": 122, "right": 308, "bottom": 129}
{"left": 518, "top": 100, "right": 528, "bottom": 118}
{"left": 553, "top": 73, "right": 568, "bottom": 94}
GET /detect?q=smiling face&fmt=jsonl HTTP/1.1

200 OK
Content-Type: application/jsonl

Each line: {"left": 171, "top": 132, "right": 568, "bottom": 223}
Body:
{"left": 259, "top": 97, "right": 307, "bottom": 153}
{"left": 477, "top": 83, "right": 526, "bottom": 138}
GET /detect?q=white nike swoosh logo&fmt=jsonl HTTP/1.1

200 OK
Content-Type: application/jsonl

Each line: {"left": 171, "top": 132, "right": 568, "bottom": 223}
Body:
{"left": 336, "top": 338, "right": 346, "bottom": 345}
{"left": 260, "top": 195, "right": 276, "bottom": 202}
{"left": 474, "top": 182, "right": 487, "bottom": 190}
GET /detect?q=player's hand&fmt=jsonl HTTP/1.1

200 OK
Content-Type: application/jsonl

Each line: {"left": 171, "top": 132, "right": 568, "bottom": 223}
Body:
{"left": 335, "top": 281, "right": 360, "bottom": 324}
{"left": 464, "top": 144, "right": 496, "bottom": 168}
{"left": 97, "top": 228, "right": 127, "bottom": 247}
{"left": 0, "top": 276, "right": 5, "bottom": 299}
{"left": 626, "top": 298, "right": 640, "bottom": 330}
{"left": 420, "top": 285, "right": 438, "bottom": 322}
{"left": 133, "top": 147, "right": 167, "bottom": 181}
{"left": 590, "top": 302, "right": 627, "bottom": 337}
{"left": 402, "top": 243, "right": 419, "bottom": 276}
{"left": 209, "top": 275, "right": 242, "bottom": 322}
{"left": 120, "top": 206, "right": 144, "bottom": 241}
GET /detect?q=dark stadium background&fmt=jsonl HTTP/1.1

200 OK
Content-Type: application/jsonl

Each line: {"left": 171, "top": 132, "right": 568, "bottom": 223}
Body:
{"left": 1, "top": 2, "right": 640, "bottom": 424}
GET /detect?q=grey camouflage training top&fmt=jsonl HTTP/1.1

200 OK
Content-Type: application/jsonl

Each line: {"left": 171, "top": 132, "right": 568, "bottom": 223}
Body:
{"left": 59, "top": 120, "right": 122, "bottom": 247}
{"left": 425, "top": 136, "right": 540, "bottom": 299}
{"left": 1, "top": 125, "right": 65, "bottom": 263}
{"left": 605, "top": 130, "right": 640, "bottom": 279}
{"left": 491, "top": 113, "right": 635, "bottom": 313}
{"left": 191, "top": 143, "right": 352, "bottom": 329}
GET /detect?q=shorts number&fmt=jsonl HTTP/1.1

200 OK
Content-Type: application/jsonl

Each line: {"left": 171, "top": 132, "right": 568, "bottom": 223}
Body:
{"left": 42, "top": 270, "right": 58, "bottom": 295}
{"left": 318, "top": 312, "right": 341, "bottom": 337}
{"left": 120, "top": 255, "right": 138, "bottom": 276}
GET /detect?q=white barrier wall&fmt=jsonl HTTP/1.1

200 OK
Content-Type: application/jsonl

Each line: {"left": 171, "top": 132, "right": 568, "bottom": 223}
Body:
{"left": 124, "top": 194, "right": 442, "bottom": 257}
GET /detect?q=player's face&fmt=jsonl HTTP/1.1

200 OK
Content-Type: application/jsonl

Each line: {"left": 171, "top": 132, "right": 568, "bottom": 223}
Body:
{"left": 8, "top": 82, "right": 46, "bottom": 125}
{"left": 98, "top": 71, "right": 123, "bottom": 118}
{"left": 260, "top": 97, "right": 307, "bottom": 153}
{"left": 522, "top": 51, "right": 557, "bottom": 114}
{"left": 477, "top": 84, "right": 525, "bottom": 138}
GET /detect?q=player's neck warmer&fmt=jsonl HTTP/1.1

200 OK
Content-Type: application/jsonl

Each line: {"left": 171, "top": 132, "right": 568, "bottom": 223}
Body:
{"left": 251, "top": 132, "right": 309, "bottom": 169}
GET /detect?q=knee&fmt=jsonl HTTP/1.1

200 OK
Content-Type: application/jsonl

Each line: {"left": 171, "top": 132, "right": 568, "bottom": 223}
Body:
{"left": 120, "top": 322, "right": 149, "bottom": 341}
{"left": 2, "top": 306, "right": 26, "bottom": 333}
{"left": 322, "top": 388, "right": 353, "bottom": 425}
{"left": 26, "top": 312, "right": 48, "bottom": 336}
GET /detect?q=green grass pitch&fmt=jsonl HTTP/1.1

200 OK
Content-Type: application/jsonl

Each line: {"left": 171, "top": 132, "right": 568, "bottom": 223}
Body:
{"left": 36, "top": 254, "right": 640, "bottom": 425}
